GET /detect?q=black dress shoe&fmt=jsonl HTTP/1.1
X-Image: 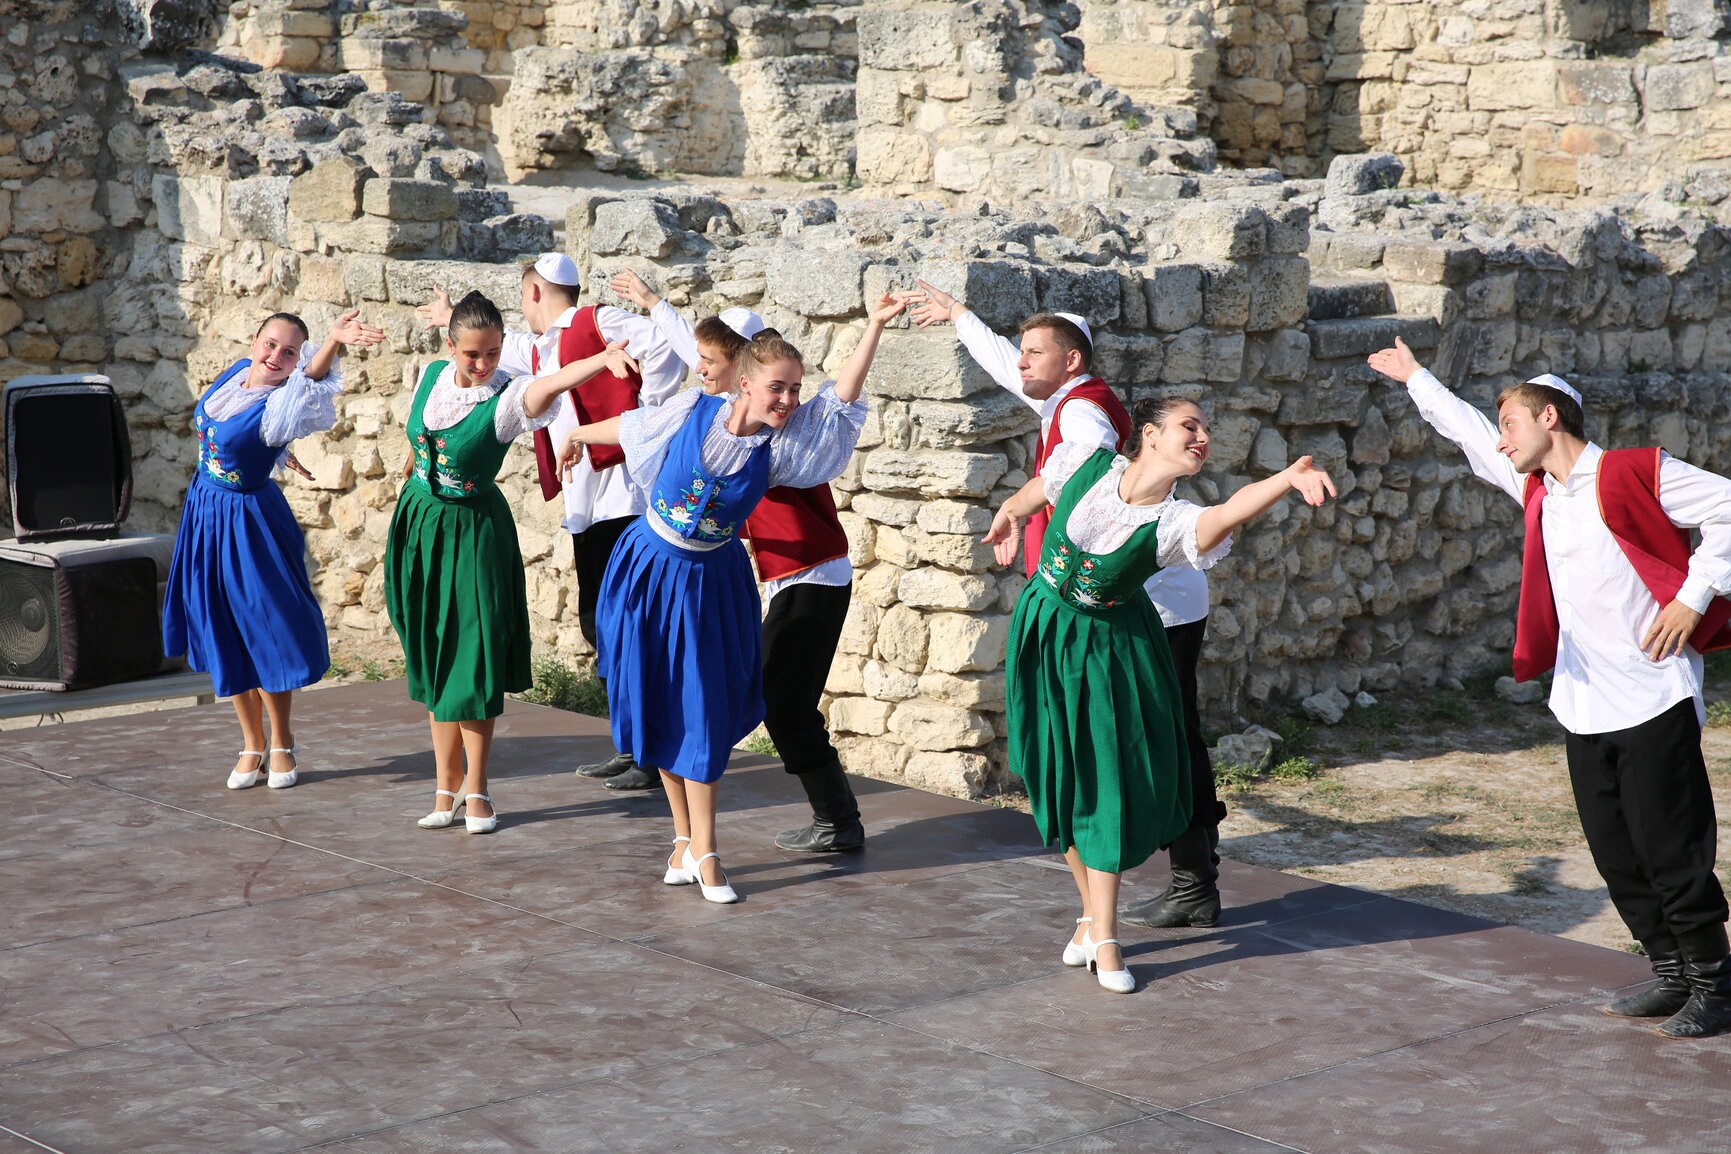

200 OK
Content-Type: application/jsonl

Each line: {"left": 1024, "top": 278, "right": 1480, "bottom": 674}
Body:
{"left": 602, "top": 763, "right": 662, "bottom": 791}
{"left": 576, "top": 751, "right": 635, "bottom": 779}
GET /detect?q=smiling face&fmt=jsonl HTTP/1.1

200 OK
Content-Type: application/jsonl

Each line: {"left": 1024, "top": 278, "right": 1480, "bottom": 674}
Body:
{"left": 446, "top": 324, "right": 504, "bottom": 388}
{"left": 1016, "top": 326, "right": 1085, "bottom": 401}
{"left": 1143, "top": 401, "right": 1211, "bottom": 474}
{"left": 248, "top": 318, "right": 307, "bottom": 386}
{"left": 697, "top": 339, "right": 738, "bottom": 396}
{"left": 1495, "top": 399, "right": 1557, "bottom": 474}
{"left": 737, "top": 355, "right": 803, "bottom": 429}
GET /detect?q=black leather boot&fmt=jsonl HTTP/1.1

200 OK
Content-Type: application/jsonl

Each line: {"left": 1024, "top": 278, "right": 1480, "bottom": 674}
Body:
{"left": 602, "top": 762, "right": 662, "bottom": 791}
{"left": 1602, "top": 935, "right": 1689, "bottom": 1018}
{"left": 1122, "top": 825, "right": 1221, "bottom": 928}
{"left": 1655, "top": 926, "right": 1731, "bottom": 1039}
{"left": 575, "top": 751, "right": 635, "bottom": 779}
{"left": 775, "top": 758, "right": 864, "bottom": 853}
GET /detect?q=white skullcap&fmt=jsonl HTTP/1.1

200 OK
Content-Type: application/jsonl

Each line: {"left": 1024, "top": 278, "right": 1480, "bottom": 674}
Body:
{"left": 533, "top": 253, "right": 581, "bottom": 287}
{"left": 1054, "top": 311, "right": 1093, "bottom": 347}
{"left": 719, "top": 307, "right": 766, "bottom": 339}
{"left": 1527, "top": 373, "right": 1583, "bottom": 407}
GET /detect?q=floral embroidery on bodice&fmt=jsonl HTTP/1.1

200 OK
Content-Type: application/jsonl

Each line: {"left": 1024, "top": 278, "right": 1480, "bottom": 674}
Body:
{"left": 648, "top": 392, "right": 771, "bottom": 544}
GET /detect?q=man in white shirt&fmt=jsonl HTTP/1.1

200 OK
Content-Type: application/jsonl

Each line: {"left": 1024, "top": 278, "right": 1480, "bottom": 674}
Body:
{"left": 911, "top": 280, "right": 1227, "bottom": 929}
{"left": 1370, "top": 336, "right": 1731, "bottom": 1039}
{"left": 418, "top": 254, "right": 684, "bottom": 790}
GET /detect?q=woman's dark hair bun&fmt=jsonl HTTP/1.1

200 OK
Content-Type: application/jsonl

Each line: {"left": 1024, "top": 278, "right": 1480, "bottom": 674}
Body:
{"left": 449, "top": 291, "right": 504, "bottom": 337}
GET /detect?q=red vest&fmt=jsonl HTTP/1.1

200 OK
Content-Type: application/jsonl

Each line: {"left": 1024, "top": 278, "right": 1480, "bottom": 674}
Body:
{"left": 530, "top": 305, "right": 643, "bottom": 500}
{"left": 1512, "top": 446, "right": 1731, "bottom": 681}
{"left": 744, "top": 484, "right": 850, "bottom": 582}
{"left": 1023, "top": 379, "right": 1133, "bottom": 577}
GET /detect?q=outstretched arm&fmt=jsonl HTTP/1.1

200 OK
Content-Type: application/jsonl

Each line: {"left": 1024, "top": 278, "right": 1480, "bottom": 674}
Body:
{"left": 523, "top": 341, "right": 639, "bottom": 419}
{"left": 1369, "top": 336, "right": 1522, "bottom": 502}
{"left": 608, "top": 269, "right": 662, "bottom": 312}
{"left": 556, "top": 416, "right": 625, "bottom": 477}
{"left": 1194, "top": 457, "right": 1336, "bottom": 553}
{"left": 912, "top": 278, "right": 1035, "bottom": 408}
{"left": 304, "top": 310, "right": 384, "bottom": 380}
{"left": 831, "top": 291, "right": 912, "bottom": 404}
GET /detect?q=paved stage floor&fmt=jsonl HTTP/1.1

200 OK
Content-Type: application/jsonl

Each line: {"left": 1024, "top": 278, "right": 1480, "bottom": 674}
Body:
{"left": 2, "top": 681, "right": 1726, "bottom": 1153}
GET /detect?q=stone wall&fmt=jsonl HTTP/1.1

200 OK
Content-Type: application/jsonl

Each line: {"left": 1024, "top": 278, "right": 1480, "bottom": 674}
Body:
{"left": 8, "top": 2, "right": 1731, "bottom": 800}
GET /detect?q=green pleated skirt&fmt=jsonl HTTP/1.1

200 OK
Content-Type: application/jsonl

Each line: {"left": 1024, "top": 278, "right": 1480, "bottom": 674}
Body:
{"left": 384, "top": 481, "right": 531, "bottom": 722}
{"left": 1005, "top": 578, "right": 1193, "bottom": 873}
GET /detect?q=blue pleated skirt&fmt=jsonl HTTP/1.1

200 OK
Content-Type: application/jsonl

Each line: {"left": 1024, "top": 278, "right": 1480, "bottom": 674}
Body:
{"left": 162, "top": 476, "right": 330, "bottom": 697}
{"left": 595, "top": 516, "right": 764, "bottom": 783}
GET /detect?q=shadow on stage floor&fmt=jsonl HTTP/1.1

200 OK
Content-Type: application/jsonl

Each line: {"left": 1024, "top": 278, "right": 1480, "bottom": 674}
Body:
{"left": 2, "top": 681, "right": 1725, "bottom": 1154}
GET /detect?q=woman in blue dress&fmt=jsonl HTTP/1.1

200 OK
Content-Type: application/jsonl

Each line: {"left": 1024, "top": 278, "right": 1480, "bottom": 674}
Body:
{"left": 556, "top": 291, "right": 910, "bottom": 902}
{"left": 163, "top": 309, "right": 384, "bottom": 791}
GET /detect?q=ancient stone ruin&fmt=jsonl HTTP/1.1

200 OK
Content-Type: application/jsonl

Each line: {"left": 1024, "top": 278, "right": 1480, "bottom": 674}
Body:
{"left": 3, "top": 0, "right": 1730, "bottom": 794}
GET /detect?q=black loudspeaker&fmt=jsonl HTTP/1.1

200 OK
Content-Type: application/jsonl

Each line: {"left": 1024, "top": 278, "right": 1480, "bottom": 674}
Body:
{"left": 4, "top": 374, "right": 132, "bottom": 542}
{"left": 0, "top": 533, "right": 177, "bottom": 690}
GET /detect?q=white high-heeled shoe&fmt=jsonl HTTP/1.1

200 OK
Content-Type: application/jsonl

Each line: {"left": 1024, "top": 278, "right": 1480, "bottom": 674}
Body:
{"left": 1062, "top": 917, "right": 1093, "bottom": 967}
{"left": 267, "top": 743, "right": 298, "bottom": 789}
{"left": 685, "top": 849, "right": 739, "bottom": 904}
{"left": 226, "top": 750, "right": 266, "bottom": 790}
{"left": 1083, "top": 933, "right": 1135, "bottom": 994}
{"left": 663, "top": 836, "right": 696, "bottom": 885}
{"left": 463, "top": 793, "right": 497, "bottom": 834}
{"left": 417, "top": 789, "right": 465, "bottom": 828}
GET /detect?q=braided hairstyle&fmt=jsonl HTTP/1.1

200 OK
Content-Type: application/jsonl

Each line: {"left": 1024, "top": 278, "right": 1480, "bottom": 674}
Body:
{"left": 448, "top": 290, "right": 504, "bottom": 338}
{"left": 1122, "top": 395, "right": 1197, "bottom": 459}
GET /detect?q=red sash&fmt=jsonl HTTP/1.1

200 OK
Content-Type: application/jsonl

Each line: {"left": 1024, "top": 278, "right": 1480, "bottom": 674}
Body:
{"left": 530, "top": 305, "right": 642, "bottom": 499}
{"left": 744, "top": 484, "right": 850, "bottom": 582}
{"left": 1512, "top": 446, "right": 1731, "bottom": 681}
{"left": 1023, "top": 379, "right": 1132, "bottom": 577}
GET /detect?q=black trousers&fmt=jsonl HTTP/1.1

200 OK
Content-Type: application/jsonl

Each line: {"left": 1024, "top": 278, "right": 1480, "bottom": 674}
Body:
{"left": 761, "top": 581, "right": 851, "bottom": 775}
{"left": 1565, "top": 696, "right": 1728, "bottom": 943}
{"left": 1164, "top": 616, "right": 1225, "bottom": 831}
{"left": 571, "top": 515, "right": 636, "bottom": 650}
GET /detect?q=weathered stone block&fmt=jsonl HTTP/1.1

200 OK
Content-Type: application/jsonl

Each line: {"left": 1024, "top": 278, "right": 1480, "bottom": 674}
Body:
{"left": 14, "top": 178, "right": 104, "bottom": 236}
{"left": 226, "top": 176, "right": 293, "bottom": 247}
{"left": 1207, "top": 333, "right": 1247, "bottom": 382}
{"left": 1146, "top": 264, "right": 1205, "bottom": 333}
{"left": 897, "top": 567, "right": 997, "bottom": 611}
{"left": 917, "top": 671, "right": 1005, "bottom": 710}
{"left": 916, "top": 259, "right": 1038, "bottom": 332}
{"left": 1034, "top": 266, "right": 1121, "bottom": 326}
{"left": 909, "top": 391, "right": 1038, "bottom": 449}
{"left": 831, "top": 696, "right": 893, "bottom": 735}
{"left": 1324, "top": 152, "right": 1404, "bottom": 198}
{"left": 150, "top": 174, "right": 224, "bottom": 245}
{"left": 1261, "top": 328, "right": 1310, "bottom": 383}
{"left": 1265, "top": 203, "right": 1311, "bottom": 255}
{"left": 1381, "top": 242, "right": 1482, "bottom": 285}
{"left": 1172, "top": 202, "right": 1266, "bottom": 261}
{"left": 1200, "top": 262, "right": 1250, "bottom": 328}
{"left": 288, "top": 157, "right": 367, "bottom": 224}
{"left": 361, "top": 178, "right": 457, "bottom": 223}
{"left": 1248, "top": 257, "right": 1309, "bottom": 332}
{"left": 903, "top": 750, "right": 994, "bottom": 796}
{"left": 339, "top": 37, "right": 428, "bottom": 72}
{"left": 1556, "top": 62, "right": 1635, "bottom": 106}
{"left": 383, "top": 259, "right": 524, "bottom": 308}
{"left": 1089, "top": 335, "right": 1164, "bottom": 388}
{"left": 1466, "top": 62, "right": 1557, "bottom": 110}
{"left": 856, "top": 8, "right": 961, "bottom": 70}
{"left": 589, "top": 199, "right": 685, "bottom": 259}
{"left": 856, "top": 126, "right": 933, "bottom": 184}
{"left": 1309, "top": 316, "right": 1440, "bottom": 359}
{"left": 1644, "top": 63, "right": 1715, "bottom": 112}
{"left": 867, "top": 329, "right": 998, "bottom": 400}
{"left": 916, "top": 500, "right": 994, "bottom": 537}
{"left": 766, "top": 249, "right": 867, "bottom": 317}
{"left": 861, "top": 449, "right": 1007, "bottom": 498}
{"left": 888, "top": 699, "right": 994, "bottom": 751}
{"left": 320, "top": 217, "right": 451, "bottom": 256}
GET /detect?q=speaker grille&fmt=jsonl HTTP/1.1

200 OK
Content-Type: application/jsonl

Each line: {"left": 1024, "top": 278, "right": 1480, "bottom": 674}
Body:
{"left": 0, "top": 560, "right": 60, "bottom": 680}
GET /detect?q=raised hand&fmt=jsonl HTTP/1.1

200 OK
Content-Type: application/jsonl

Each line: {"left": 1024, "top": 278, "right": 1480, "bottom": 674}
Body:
{"left": 599, "top": 338, "right": 638, "bottom": 379}
{"left": 869, "top": 290, "right": 914, "bottom": 326}
{"left": 909, "top": 278, "right": 960, "bottom": 329}
{"left": 329, "top": 309, "right": 385, "bottom": 349}
{"left": 608, "top": 269, "right": 659, "bottom": 311}
{"left": 1366, "top": 336, "right": 1420, "bottom": 384}
{"left": 1282, "top": 455, "right": 1338, "bottom": 506}
{"left": 415, "top": 286, "right": 454, "bottom": 330}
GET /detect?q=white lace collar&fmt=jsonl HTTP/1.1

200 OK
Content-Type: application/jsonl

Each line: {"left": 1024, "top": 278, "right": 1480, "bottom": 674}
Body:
{"left": 1087, "top": 455, "right": 1174, "bottom": 527}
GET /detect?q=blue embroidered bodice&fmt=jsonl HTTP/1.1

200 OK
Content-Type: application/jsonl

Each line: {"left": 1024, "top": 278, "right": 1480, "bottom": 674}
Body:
{"left": 193, "top": 361, "right": 278, "bottom": 493}
{"left": 649, "top": 392, "right": 773, "bottom": 543}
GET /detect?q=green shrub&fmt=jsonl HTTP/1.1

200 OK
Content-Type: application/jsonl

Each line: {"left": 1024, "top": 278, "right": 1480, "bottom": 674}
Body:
{"left": 1269, "top": 756, "right": 1321, "bottom": 781}
{"left": 520, "top": 658, "right": 609, "bottom": 717}
{"left": 1708, "top": 700, "right": 1731, "bottom": 729}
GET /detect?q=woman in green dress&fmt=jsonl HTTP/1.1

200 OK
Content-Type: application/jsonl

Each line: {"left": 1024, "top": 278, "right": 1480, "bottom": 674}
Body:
{"left": 385, "top": 291, "right": 636, "bottom": 833}
{"left": 987, "top": 397, "right": 1336, "bottom": 991}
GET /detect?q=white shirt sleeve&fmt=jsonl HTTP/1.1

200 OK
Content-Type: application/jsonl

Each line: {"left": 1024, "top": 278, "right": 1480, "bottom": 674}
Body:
{"left": 259, "top": 342, "right": 342, "bottom": 448}
{"left": 618, "top": 386, "right": 703, "bottom": 490}
{"left": 1057, "top": 396, "right": 1120, "bottom": 453}
{"left": 598, "top": 305, "right": 686, "bottom": 407}
{"left": 769, "top": 382, "right": 869, "bottom": 489}
{"left": 954, "top": 309, "right": 1040, "bottom": 414}
{"left": 498, "top": 329, "right": 538, "bottom": 378}
{"left": 492, "top": 373, "right": 559, "bottom": 443}
{"left": 1654, "top": 452, "right": 1731, "bottom": 612}
{"left": 1405, "top": 367, "right": 1524, "bottom": 503}
{"left": 1156, "top": 499, "right": 1234, "bottom": 571}
{"left": 1040, "top": 440, "right": 1100, "bottom": 506}
{"left": 648, "top": 300, "right": 701, "bottom": 372}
